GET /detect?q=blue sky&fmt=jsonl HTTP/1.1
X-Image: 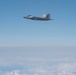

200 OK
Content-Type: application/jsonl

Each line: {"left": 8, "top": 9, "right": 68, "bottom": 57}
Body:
{"left": 0, "top": 0, "right": 76, "bottom": 47}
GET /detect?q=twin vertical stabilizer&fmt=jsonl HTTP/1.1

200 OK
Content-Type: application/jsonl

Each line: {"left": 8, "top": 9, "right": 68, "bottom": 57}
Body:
{"left": 42, "top": 14, "right": 50, "bottom": 19}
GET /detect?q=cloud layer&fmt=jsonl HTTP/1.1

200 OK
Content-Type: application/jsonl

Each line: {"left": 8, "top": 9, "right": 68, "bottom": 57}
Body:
{"left": 0, "top": 57, "right": 76, "bottom": 75}
{"left": 0, "top": 47, "right": 76, "bottom": 75}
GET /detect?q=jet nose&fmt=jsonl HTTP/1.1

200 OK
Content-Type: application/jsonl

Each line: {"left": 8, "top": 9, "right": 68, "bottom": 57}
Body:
{"left": 23, "top": 17, "right": 26, "bottom": 18}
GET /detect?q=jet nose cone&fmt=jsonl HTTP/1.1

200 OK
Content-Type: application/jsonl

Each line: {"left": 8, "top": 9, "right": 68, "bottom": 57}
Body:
{"left": 23, "top": 17, "right": 26, "bottom": 18}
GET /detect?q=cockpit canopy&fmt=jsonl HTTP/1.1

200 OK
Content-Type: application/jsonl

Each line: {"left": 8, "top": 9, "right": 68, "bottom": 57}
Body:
{"left": 27, "top": 15, "right": 34, "bottom": 18}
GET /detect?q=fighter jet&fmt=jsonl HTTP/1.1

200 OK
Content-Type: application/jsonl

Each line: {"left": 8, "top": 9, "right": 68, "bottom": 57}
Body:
{"left": 23, "top": 14, "right": 52, "bottom": 21}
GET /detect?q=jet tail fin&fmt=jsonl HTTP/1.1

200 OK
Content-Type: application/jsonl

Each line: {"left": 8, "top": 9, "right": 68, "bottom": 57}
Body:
{"left": 42, "top": 14, "right": 50, "bottom": 19}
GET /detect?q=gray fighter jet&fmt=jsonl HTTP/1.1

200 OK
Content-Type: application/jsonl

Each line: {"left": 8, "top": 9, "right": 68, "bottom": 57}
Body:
{"left": 23, "top": 14, "right": 52, "bottom": 21}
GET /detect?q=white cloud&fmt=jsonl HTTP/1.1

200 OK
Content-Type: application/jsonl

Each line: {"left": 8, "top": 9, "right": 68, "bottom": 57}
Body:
{"left": 0, "top": 57, "right": 76, "bottom": 75}
{"left": 57, "top": 63, "right": 76, "bottom": 75}
{"left": 0, "top": 70, "right": 20, "bottom": 75}
{"left": 0, "top": 62, "right": 76, "bottom": 75}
